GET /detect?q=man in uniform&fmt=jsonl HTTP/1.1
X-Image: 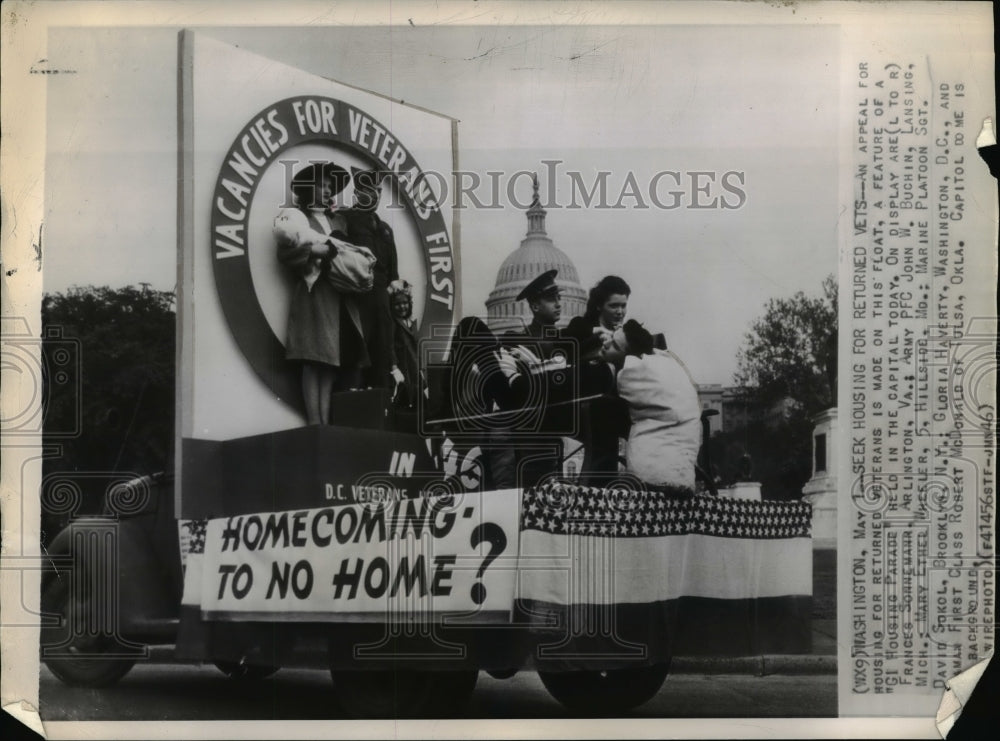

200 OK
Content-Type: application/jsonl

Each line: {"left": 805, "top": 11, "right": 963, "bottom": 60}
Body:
{"left": 506, "top": 269, "right": 625, "bottom": 487}
{"left": 342, "top": 168, "right": 402, "bottom": 391}
{"left": 506, "top": 268, "right": 563, "bottom": 359}
{"left": 502, "top": 269, "right": 567, "bottom": 488}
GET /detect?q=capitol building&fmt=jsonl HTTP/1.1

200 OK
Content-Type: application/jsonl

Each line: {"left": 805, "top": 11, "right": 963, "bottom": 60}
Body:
{"left": 482, "top": 179, "right": 737, "bottom": 440}
{"left": 478, "top": 175, "right": 767, "bottom": 484}
{"left": 485, "top": 176, "right": 587, "bottom": 332}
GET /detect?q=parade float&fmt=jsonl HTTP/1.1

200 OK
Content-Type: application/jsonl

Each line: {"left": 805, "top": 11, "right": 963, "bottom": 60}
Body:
{"left": 40, "top": 32, "right": 812, "bottom": 718}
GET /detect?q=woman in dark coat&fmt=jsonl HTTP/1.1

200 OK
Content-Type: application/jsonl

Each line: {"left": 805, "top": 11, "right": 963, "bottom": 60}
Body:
{"left": 440, "top": 317, "right": 533, "bottom": 490}
{"left": 562, "top": 275, "right": 633, "bottom": 483}
{"left": 563, "top": 274, "right": 632, "bottom": 360}
{"left": 388, "top": 280, "right": 422, "bottom": 408}
{"left": 273, "top": 162, "right": 370, "bottom": 425}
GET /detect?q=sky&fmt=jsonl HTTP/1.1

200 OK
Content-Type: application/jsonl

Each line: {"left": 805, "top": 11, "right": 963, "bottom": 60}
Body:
{"left": 43, "top": 23, "right": 838, "bottom": 385}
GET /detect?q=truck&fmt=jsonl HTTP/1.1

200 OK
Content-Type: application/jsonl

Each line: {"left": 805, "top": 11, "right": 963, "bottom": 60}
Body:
{"left": 41, "top": 382, "right": 814, "bottom": 718}
{"left": 40, "top": 31, "right": 814, "bottom": 719}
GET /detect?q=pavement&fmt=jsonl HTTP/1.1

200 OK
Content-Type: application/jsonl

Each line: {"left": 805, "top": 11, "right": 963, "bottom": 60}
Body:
{"left": 145, "top": 619, "right": 837, "bottom": 676}
{"left": 40, "top": 663, "right": 838, "bottom": 719}
{"left": 672, "top": 618, "right": 837, "bottom": 675}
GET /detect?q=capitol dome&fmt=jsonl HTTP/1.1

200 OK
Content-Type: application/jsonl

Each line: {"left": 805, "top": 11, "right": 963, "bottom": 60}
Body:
{"left": 485, "top": 176, "right": 587, "bottom": 332}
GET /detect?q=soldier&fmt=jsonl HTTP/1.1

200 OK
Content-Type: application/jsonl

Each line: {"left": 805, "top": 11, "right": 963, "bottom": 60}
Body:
{"left": 342, "top": 168, "right": 401, "bottom": 391}
{"left": 503, "top": 269, "right": 567, "bottom": 488}
{"left": 507, "top": 269, "right": 623, "bottom": 487}
{"left": 505, "top": 268, "right": 563, "bottom": 362}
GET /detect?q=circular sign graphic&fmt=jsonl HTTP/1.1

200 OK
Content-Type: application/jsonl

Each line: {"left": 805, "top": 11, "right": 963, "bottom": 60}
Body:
{"left": 210, "top": 96, "right": 456, "bottom": 411}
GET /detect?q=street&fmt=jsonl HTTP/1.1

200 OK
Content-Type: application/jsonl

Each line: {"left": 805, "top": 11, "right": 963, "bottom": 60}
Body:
{"left": 40, "top": 662, "right": 836, "bottom": 720}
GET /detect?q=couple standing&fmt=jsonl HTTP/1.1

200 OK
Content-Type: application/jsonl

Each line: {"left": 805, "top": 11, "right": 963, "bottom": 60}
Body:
{"left": 273, "top": 162, "right": 412, "bottom": 425}
{"left": 516, "top": 270, "right": 703, "bottom": 494}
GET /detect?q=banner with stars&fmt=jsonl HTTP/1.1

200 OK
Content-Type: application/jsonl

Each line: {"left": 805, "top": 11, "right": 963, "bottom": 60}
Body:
{"left": 514, "top": 482, "right": 814, "bottom": 667}
{"left": 179, "top": 484, "right": 812, "bottom": 662}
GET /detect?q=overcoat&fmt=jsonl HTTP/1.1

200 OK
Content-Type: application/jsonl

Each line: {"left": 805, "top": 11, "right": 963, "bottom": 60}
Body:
{"left": 392, "top": 315, "right": 421, "bottom": 406}
{"left": 342, "top": 208, "right": 398, "bottom": 382}
{"left": 274, "top": 207, "right": 369, "bottom": 369}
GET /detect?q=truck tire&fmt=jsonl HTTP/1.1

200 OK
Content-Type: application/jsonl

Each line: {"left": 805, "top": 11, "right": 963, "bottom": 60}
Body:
{"left": 330, "top": 669, "right": 478, "bottom": 718}
{"left": 214, "top": 661, "right": 279, "bottom": 681}
{"left": 538, "top": 662, "right": 670, "bottom": 715}
{"left": 40, "top": 577, "right": 138, "bottom": 688}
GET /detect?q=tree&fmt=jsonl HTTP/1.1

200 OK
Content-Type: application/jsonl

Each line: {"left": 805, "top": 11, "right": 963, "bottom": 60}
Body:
{"left": 716, "top": 276, "right": 837, "bottom": 500}
{"left": 41, "top": 285, "right": 176, "bottom": 522}
{"left": 735, "top": 274, "right": 837, "bottom": 415}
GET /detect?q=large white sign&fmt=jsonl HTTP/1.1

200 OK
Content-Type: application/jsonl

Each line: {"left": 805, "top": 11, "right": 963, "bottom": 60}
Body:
{"left": 189, "top": 489, "right": 520, "bottom": 619}
{"left": 177, "top": 31, "right": 458, "bottom": 444}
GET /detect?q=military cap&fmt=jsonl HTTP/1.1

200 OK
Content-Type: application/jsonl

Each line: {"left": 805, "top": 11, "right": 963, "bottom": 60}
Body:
{"left": 516, "top": 269, "right": 560, "bottom": 302}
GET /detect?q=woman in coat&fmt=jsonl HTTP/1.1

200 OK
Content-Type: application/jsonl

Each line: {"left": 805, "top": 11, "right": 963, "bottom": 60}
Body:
{"left": 563, "top": 274, "right": 632, "bottom": 360}
{"left": 439, "top": 317, "right": 533, "bottom": 490}
{"left": 601, "top": 319, "right": 701, "bottom": 493}
{"left": 388, "top": 279, "right": 421, "bottom": 408}
{"left": 273, "top": 162, "right": 371, "bottom": 425}
{"left": 560, "top": 275, "right": 633, "bottom": 483}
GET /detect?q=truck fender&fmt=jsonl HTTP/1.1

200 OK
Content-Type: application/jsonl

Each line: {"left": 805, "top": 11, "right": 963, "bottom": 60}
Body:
{"left": 42, "top": 517, "right": 177, "bottom": 634}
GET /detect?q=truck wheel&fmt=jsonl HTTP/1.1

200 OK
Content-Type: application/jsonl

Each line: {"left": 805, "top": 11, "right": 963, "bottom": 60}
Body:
{"left": 40, "top": 577, "right": 137, "bottom": 688}
{"left": 538, "top": 662, "right": 670, "bottom": 715}
{"left": 214, "top": 661, "right": 279, "bottom": 681}
{"left": 330, "top": 669, "right": 478, "bottom": 718}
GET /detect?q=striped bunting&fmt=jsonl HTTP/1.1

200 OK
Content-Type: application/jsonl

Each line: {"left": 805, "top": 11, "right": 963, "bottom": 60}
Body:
{"left": 521, "top": 482, "right": 812, "bottom": 539}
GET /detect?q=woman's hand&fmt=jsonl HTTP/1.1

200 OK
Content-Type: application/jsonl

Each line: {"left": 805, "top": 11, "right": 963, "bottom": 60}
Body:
{"left": 593, "top": 326, "right": 614, "bottom": 345}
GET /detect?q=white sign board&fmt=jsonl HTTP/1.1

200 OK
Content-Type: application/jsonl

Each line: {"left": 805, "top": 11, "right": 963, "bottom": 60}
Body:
{"left": 178, "top": 31, "right": 457, "bottom": 445}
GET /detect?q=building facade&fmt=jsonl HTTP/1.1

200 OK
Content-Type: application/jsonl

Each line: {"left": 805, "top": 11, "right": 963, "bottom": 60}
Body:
{"left": 696, "top": 384, "right": 759, "bottom": 435}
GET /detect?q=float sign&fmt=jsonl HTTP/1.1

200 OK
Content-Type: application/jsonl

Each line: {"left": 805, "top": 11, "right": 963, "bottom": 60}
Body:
{"left": 183, "top": 489, "right": 520, "bottom": 621}
{"left": 176, "top": 32, "right": 459, "bottom": 517}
